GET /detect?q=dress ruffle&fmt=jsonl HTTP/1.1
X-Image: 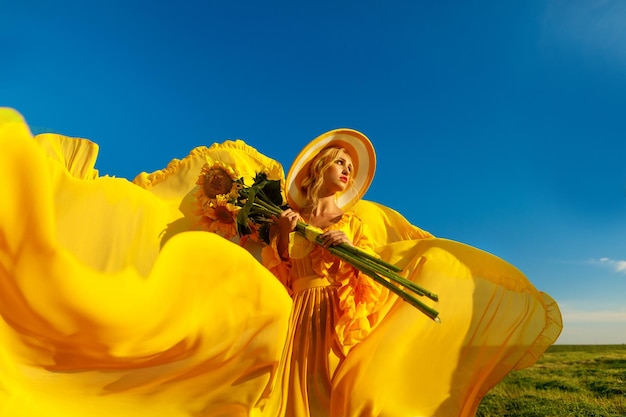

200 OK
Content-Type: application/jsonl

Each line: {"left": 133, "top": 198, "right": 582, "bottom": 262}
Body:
{"left": 133, "top": 139, "right": 284, "bottom": 191}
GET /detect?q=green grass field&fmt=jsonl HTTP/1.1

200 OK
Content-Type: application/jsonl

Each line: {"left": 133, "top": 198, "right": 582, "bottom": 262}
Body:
{"left": 476, "top": 344, "right": 626, "bottom": 417}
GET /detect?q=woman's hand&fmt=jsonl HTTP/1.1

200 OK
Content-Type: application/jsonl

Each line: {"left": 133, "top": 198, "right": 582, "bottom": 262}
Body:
{"left": 276, "top": 209, "right": 300, "bottom": 235}
{"left": 319, "top": 230, "right": 353, "bottom": 248}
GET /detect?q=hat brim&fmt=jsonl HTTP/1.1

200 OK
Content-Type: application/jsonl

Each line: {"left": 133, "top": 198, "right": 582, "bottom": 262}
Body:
{"left": 286, "top": 128, "right": 376, "bottom": 211}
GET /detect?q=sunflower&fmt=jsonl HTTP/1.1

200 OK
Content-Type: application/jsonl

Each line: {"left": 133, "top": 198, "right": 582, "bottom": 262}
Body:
{"left": 198, "top": 195, "right": 240, "bottom": 239}
{"left": 195, "top": 161, "right": 239, "bottom": 204}
{"left": 195, "top": 161, "right": 242, "bottom": 238}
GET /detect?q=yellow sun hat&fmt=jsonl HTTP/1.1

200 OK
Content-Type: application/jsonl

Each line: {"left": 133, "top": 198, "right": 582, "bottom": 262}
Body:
{"left": 286, "top": 128, "right": 376, "bottom": 211}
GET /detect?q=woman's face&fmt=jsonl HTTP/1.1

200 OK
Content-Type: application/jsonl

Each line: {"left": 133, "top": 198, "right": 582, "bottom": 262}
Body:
{"left": 322, "top": 149, "right": 354, "bottom": 194}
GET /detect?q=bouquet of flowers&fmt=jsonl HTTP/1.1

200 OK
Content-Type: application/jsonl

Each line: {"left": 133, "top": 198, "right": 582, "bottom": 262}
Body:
{"left": 195, "top": 163, "right": 440, "bottom": 322}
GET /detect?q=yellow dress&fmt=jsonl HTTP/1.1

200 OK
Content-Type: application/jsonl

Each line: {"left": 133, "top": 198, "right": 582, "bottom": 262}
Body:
{"left": 261, "top": 200, "right": 562, "bottom": 417}
{"left": 261, "top": 212, "right": 389, "bottom": 417}
{"left": 0, "top": 107, "right": 562, "bottom": 417}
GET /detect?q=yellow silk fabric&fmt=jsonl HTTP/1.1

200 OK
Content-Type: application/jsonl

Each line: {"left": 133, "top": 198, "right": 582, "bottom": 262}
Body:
{"left": 34, "top": 133, "right": 100, "bottom": 179}
{"left": 0, "top": 108, "right": 291, "bottom": 417}
{"left": 341, "top": 200, "right": 562, "bottom": 416}
{"left": 330, "top": 238, "right": 561, "bottom": 417}
{"left": 0, "top": 107, "right": 562, "bottom": 417}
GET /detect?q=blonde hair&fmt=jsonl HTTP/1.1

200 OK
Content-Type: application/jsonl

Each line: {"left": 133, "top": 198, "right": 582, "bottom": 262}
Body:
{"left": 300, "top": 146, "right": 354, "bottom": 209}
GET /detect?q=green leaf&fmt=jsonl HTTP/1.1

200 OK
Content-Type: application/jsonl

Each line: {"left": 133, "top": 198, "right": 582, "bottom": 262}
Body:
{"left": 253, "top": 172, "right": 268, "bottom": 185}
{"left": 263, "top": 179, "right": 284, "bottom": 206}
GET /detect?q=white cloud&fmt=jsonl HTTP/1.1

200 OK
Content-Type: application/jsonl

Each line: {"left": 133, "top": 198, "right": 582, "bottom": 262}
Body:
{"left": 594, "top": 257, "right": 626, "bottom": 274}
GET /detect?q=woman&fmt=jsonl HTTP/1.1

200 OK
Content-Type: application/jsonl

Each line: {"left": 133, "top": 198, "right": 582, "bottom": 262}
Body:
{"left": 261, "top": 129, "right": 562, "bottom": 417}
{"left": 261, "top": 129, "right": 405, "bottom": 416}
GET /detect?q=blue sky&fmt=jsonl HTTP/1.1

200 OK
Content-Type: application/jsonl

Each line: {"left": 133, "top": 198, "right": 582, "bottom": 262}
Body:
{"left": 3, "top": 0, "right": 625, "bottom": 344}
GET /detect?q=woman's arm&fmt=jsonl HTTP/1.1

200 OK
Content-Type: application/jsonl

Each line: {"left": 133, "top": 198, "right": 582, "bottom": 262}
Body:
{"left": 275, "top": 208, "right": 300, "bottom": 260}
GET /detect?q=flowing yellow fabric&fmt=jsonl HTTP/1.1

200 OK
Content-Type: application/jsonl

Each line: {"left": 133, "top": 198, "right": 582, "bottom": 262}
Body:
{"left": 261, "top": 200, "right": 561, "bottom": 417}
{"left": 0, "top": 107, "right": 562, "bottom": 417}
{"left": 331, "top": 238, "right": 561, "bottom": 417}
{"left": 0, "top": 108, "right": 291, "bottom": 417}
{"left": 33, "top": 133, "right": 100, "bottom": 179}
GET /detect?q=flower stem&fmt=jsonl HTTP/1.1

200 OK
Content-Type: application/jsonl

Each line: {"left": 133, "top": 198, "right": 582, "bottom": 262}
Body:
{"left": 333, "top": 242, "right": 402, "bottom": 272}
{"left": 358, "top": 265, "right": 441, "bottom": 323}
{"left": 331, "top": 245, "right": 439, "bottom": 302}
{"left": 239, "top": 183, "right": 441, "bottom": 321}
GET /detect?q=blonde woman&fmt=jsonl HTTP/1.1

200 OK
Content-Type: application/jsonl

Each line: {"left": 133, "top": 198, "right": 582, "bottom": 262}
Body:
{"left": 261, "top": 129, "right": 561, "bottom": 417}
